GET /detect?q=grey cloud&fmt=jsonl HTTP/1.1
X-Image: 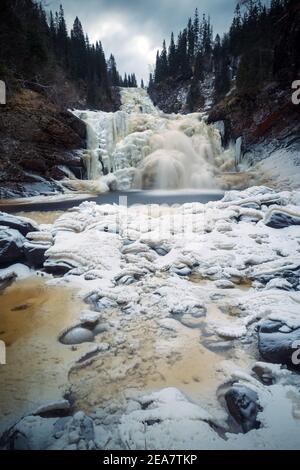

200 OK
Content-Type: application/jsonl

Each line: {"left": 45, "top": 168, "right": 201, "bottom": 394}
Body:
{"left": 47, "top": 0, "right": 238, "bottom": 81}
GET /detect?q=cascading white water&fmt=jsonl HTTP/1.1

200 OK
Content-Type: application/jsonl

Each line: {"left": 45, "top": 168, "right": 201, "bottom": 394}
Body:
{"left": 72, "top": 87, "right": 235, "bottom": 193}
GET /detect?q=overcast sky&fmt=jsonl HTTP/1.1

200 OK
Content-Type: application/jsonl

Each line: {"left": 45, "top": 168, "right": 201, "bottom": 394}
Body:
{"left": 46, "top": 0, "right": 240, "bottom": 82}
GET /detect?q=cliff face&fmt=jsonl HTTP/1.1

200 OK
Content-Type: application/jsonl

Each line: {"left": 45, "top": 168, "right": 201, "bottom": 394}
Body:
{"left": 149, "top": 79, "right": 191, "bottom": 114}
{"left": 0, "top": 88, "right": 87, "bottom": 198}
{"left": 149, "top": 74, "right": 214, "bottom": 115}
{"left": 0, "top": 83, "right": 122, "bottom": 198}
{"left": 208, "top": 84, "right": 300, "bottom": 155}
{"left": 207, "top": 2, "right": 300, "bottom": 158}
{"left": 149, "top": 2, "right": 300, "bottom": 164}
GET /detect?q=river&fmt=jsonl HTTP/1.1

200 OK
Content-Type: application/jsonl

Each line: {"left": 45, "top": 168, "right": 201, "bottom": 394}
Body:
{"left": 1, "top": 88, "right": 300, "bottom": 450}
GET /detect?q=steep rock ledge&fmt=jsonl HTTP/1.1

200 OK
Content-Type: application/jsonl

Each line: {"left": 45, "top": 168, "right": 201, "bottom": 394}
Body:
{"left": 207, "top": 84, "right": 300, "bottom": 157}
{"left": 0, "top": 88, "right": 88, "bottom": 198}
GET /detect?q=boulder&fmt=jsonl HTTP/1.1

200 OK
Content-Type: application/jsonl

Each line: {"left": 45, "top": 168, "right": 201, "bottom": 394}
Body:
{"left": 225, "top": 384, "right": 261, "bottom": 433}
{"left": 0, "top": 212, "right": 38, "bottom": 236}
{"left": 59, "top": 327, "right": 94, "bottom": 345}
{"left": 0, "top": 227, "right": 25, "bottom": 266}
{"left": 258, "top": 319, "right": 300, "bottom": 370}
{"left": 264, "top": 209, "right": 300, "bottom": 229}
{"left": 24, "top": 242, "right": 47, "bottom": 269}
{"left": 256, "top": 266, "right": 300, "bottom": 291}
{"left": 0, "top": 271, "right": 16, "bottom": 291}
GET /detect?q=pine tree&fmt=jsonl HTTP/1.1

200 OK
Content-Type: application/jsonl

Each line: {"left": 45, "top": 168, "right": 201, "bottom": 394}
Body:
{"left": 148, "top": 73, "right": 154, "bottom": 90}
{"left": 155, "top": 50, "right": 162, "bottom": 83}
{"left": 160, "top": 40, "right": 168, "bottom": 80}
{"left": 70, "top": 17, "right": 87, "bottom": 80}
{"left": 187, "top": 18, "right": 195, "bottom": 64}
{"left": 193, "top": 8, "right": 200, "bottom": 54}
{"left": 108, "top": 54, "right": 120, "bottom": 86}
{"left": 56, "top": 5, "right": 69, "bottom": 67}
{"left": 168, "top": 32, "right": 177, "bottom": 76}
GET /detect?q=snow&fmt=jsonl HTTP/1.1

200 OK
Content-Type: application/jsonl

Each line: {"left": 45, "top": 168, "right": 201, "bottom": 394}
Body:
{"left": 256, "top": 148, "right": 300, "bottom": 191}
{"left": 0, "top": 263, "right": 33, "bottom": 280}
{"left": 2, "top": 185, "right": 300, "bottom": 450}
{"left": 72, "top": 88, "right": 236, "bottom": 193}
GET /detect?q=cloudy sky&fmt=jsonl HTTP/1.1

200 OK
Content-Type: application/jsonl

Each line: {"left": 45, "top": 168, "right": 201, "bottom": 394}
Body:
{"left": 47, "top": 0, "right": 240, "bottom": 82}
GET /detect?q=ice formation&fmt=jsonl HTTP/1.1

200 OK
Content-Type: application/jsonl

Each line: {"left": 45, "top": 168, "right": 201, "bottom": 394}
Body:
{"left": 1, "top": 186, "right": 298, "bottom": 448}
{"left": 73, "top": 88, "right": 234, "bottom": 192}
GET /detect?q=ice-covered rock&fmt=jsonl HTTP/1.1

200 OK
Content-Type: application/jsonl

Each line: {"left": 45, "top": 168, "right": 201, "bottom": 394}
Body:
{"left": 59, "top": 327, "right": 94, "bottom": 345}
{"left": 224, "top": 384, "right": 262, "bottom": 433}
{"left": 0, "top": 227, "right": 25, "bottom": 266}
{"left": 24, "top": 241, "right": 47, "bottom": 269}
{"left": 258, "top": 320, "right": 300, "bottom": 370}
{"left": 0, "top": 212, "right": 38, "bottom": 236}
{"left": 264, "top": 207, "right": 300, "bottom": 229}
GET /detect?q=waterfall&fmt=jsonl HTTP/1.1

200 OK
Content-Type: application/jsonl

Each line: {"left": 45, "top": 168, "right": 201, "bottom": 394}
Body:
{"left": 72, "top": 87, "right": 235, "bottom": 193}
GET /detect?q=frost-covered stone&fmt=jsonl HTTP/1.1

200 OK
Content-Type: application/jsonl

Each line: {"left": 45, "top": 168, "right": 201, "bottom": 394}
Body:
{"left": 225, "top": 384, "right": 261, "bottom": 433}
{"left": 0, "top": 212, "right": 38, "bottom": 236}
{"left": 24, "top": 241, "right": 47, "bottom": 269}
{"left": 264, "top": 208, "right": 300, "bottom": 229}
{"left": 60, "top": 327, "right": 94, "bottom": 345}
{"left": 80, "top": 310, "right": 101, "bottom": 326}
{"left": 258, "top": 320, "right": 300, "bottom": 370}
{"left": 0, "top": 227, "right": 25, "bottom": 266}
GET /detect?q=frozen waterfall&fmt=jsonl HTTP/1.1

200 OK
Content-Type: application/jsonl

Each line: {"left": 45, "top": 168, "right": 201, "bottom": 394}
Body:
{"left": 72, "top": 87, "right": 234, "bottom": 192}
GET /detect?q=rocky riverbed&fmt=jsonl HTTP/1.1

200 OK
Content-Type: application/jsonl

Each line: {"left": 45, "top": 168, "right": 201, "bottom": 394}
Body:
{"left": 0, "top": 185, "right": 300, "bottom": 450}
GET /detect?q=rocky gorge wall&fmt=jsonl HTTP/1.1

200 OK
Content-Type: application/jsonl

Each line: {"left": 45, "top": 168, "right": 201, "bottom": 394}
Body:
{"left": 0, "top": 84, "right": 122, "bottom": 199}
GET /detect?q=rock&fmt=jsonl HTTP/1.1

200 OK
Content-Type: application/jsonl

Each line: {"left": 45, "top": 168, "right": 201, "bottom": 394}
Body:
{"left": 256, "top": 266, "right": 300, "bottom": 291}
{"left": 79, "top": 310, "right": 101, "bottom": 327}
{"left": 88, "top": 440, "right": 96, "bottom": 450}
{"left": 8, "top": 431, "right": 31, "bottom": 450}
{"left": 215, "top": 279, "right": 235, "bottom": 289}
{"left": 93, "top": 323, "right": 110, "bottom": 335}
{"left": 77, "top": 439, "right": 87, "bottom": 450}
{"left": 44, "top": 261, "right": 73, "bottom": 275}
{"left": 0, "top": 271, "right": 16, "bottom": 291}
{"left": 171, "top": 301, "right": 206, "bottom": 317}
{"left": 32, "top": 400, "right": 71, "bottom": 417}
{"left": 258, "top": 320, "right": 300, "bottom": 370}
{"left": 154, "top": 247, "right": 169, "bottom": 256}
{"left": 24, "top": 242, "right": 47, "bottom": 269}
{"left": 68, "top": 431, "right": 80, "bottom": 444}
{"left": 264, "top": 209, "right": 300, "bottom": 229}
{"left": 225, "top": 384, "right": 261, "bottom": 433}
{"left": 203, "top": 338, "right": 234, "bottom": 353}
{"left": 0, "top": 227, "right": 25, "bottom": 266}
{"left": 265, "top": 278, "right": 293, "bottom": 290}
{"left": 60, "top": 327, "right": 94, "bottom": 345}
{"left": 94, "top": 425, "right": 112, "bottom": 449}
{"left": 171, "top": 266, "right": 192, "bottom": 277}
{"left": 71, "top": 412, "right": 94, "bottom": 442}
{"left": 0, "top": 89, "right": 87, "bottom": 198}
{"left": 0, "top": 212, "right": 38, "bottom": 236}
{"left": 179, "top": 314, "right": 203, "bottom": 329}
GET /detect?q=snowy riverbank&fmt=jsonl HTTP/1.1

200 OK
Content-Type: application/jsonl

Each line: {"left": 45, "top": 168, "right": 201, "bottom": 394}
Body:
{"left": 1, "top": 185, "right": 300, "bottom": 449}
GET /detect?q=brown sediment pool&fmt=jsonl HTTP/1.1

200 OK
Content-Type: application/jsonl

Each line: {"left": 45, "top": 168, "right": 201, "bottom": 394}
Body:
{"left": 0, "top": 276, "right": 87, "bottom": 433}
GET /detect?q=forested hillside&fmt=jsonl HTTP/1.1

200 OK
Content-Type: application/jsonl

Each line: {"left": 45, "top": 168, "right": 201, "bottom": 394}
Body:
{"left": 0, "top": 0, "right": 139, "bottom": 197}
{"left": 0, "top": 0, "right": 137, "bottom": 109}
{"left": 149, "top": 0, "right": 299, "bottom": 113}
{"left": 149, "top": 0, "right": 300, "bottom": 158}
